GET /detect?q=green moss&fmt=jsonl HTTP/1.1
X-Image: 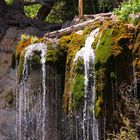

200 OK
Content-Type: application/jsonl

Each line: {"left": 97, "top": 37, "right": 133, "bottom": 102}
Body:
{"left": 83, "top": 21, "right": 101, "bottom": 35}
{"left": 46, "top": 49, "right": 59, "bottom": 62}
{"left": 58, "top": 33, "right": 85, "bottom": 55}
{"left": 94, "top": 68, "right": 105, "bottom": 118}
{"left": 95, "top": 96, "right": 103, "bottom": 118}
{"left": 72, "top": 74, "right": 84, "bottom": 108}
{"left": 73, "top": 57, "right": 84, "bottom": 74}
{"left": 71, "top": 57, "right": 84, "bottom": 108}
{"left": 60, "top": 33, "right": 85, "bottom": 113}
{"left": 18, "top": 53, "right": 24, "bottom": 81}
{"left": 94, "top": 21, "right": 134, "bottom": 119}
{"left": 94, "top": 27, "right": 115, "bottom": 115}
{"left": 95, "top": 29, "right": 113, "bottom": 65}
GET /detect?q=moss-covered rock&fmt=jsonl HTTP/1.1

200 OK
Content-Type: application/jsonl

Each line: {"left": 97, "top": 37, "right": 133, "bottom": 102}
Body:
{"left": 93, "top": 20, "right": 137, "bottom": 119}
{"left": 58, "top": 33, "right": 85, "bottom": 113}
{"left": 14, "top": 19, "right": 140, "bottom": 124}
{"left": 71, "top": 73, "right": 84, "bottom": 108}
{"left": 17, "top": 53, "right": 25, "bottom": 81}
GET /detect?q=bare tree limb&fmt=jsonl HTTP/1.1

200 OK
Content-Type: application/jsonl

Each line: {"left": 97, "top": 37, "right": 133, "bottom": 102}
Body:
{"left": 45, "top": 13, "right": 112, "bottom": 38}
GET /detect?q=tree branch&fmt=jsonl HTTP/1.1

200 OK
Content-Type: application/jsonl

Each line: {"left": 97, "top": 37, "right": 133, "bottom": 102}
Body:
{"left": 45, "top": 13, "right": 112, "bottom": 38}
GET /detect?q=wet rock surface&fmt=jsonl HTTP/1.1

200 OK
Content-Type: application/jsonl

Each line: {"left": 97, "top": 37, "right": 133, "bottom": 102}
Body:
{"left": 0, "top": 109, "right": 15, "bottom": 140}
{"left": 0, "top": 26, "right": 45, "bottom": 139}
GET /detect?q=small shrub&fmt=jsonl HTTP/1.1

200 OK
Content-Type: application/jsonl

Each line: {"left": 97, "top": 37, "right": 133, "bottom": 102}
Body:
{"left": 114, "top": 0, "right": 140, "bottom": 24}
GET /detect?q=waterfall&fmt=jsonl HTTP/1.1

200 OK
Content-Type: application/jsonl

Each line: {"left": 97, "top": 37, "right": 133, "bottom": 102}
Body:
{"left": 74, "top": 28, "right": 100, "bottom": 140}
{"left": 16, "top": 43, "right": 47, "bottom": 140}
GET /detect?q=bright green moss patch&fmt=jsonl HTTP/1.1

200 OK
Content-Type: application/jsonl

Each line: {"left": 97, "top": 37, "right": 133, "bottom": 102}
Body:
{"left": 95, "top": 29, "right": 113, "bottom": 65}
{"left": 71, "top": 58, "right": 84, "bottom": 108}
{"left": 94, "top": 20, "right": 136, "bottom": 119}
{"left": 18, "top": 53, "right": 25, "bottom": 81}
{"left": 72, "top": 74, "right": 84, "bottom": 108}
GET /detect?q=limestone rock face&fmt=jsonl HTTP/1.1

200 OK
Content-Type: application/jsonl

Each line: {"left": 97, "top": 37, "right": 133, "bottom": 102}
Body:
{"left": 0, "top": 26, "right": 45, "bottom": 139}
{"left": 0, "top": 109, "right": 15, "bottom": 140}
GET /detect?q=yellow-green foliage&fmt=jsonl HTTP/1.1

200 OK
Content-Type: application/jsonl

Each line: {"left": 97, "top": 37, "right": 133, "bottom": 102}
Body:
{"left": 18, "top": 53, "right": 25, "bottom": 81}
{"left": 58, "top": 33, "right": 85, "bottom": 60}
{"left": 83, "top": 21, "right": 101, "bottom": 35}
{"left": 114, "top": 0, "right": 140, "bottom": 24}
{"left": 24, "top": 4, "right": 41, "bottom": 19}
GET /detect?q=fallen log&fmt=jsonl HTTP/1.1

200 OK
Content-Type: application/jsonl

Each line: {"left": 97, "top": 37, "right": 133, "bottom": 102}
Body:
{"left": 44, "top": 17, "right": 100, "bottom": 38}
{"left": 45, "top": 13, "right": 112, "bottom": 38}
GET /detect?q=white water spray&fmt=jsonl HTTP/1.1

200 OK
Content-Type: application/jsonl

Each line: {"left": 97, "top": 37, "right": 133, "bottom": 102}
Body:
{"left": 17, "top": 43, "right": 47, "bottom": 140}
{"left": 74, "top": 28, "right": 100, "bottom": 140}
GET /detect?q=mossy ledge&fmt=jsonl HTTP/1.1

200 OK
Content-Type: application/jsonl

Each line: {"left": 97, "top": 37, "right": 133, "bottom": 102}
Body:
{"left": 14, "top": 20, "right": 140, "bottom": 120}
{"left": 94, "top": 20, "right": 140, "bottom": 122}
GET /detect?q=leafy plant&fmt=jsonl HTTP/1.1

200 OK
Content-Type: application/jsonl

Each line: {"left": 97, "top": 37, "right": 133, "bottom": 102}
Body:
{"left": 24, "top": 4, "right": 41, "bottom": 18}
{"left": 114, "top": 0, "right": 140, "bottom": 24}
{"left": 5, "top": 0, "right": 13, "bottom": 5}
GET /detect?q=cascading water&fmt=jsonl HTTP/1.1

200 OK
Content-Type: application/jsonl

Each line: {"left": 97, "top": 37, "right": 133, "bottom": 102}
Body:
{"left": 74, "top": 28, "right": 100, "bottom": 140}
{"left": 16, "top": 43, "right": 47, "bottom": 140}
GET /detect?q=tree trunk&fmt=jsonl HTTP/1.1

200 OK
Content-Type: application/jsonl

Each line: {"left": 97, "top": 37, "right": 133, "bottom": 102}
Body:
{"left": 78, "top": 0, "right": 83, "bottom": 19}
{"left": 36, "top": 1, "right": 55, "bottom": 21}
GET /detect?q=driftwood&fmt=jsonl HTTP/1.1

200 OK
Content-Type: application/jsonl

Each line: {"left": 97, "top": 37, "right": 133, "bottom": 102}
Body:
{"left": 45, "top": 12, "right": 112, "bottom": 38}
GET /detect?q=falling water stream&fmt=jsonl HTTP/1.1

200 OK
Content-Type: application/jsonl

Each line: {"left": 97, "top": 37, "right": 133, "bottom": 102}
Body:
{"left": 16, "top": 43, "right": 47, "bottom": 140}
{"left": 74, "top": 28, "right": 100, "bottom": 140}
